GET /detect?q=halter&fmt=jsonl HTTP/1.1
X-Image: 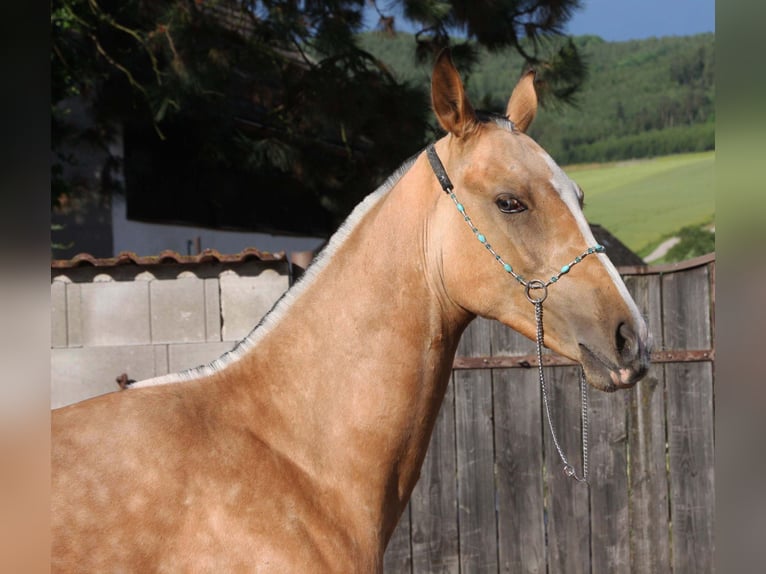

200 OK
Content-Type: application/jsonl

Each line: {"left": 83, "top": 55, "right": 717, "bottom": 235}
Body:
{"left": 426, "top": 143, "right": 605, "bottom": 484}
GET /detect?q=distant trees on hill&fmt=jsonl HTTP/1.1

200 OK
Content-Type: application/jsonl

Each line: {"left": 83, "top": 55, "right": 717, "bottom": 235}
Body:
{"left": 360, "top": 32, "right": 715, "bottom": 165}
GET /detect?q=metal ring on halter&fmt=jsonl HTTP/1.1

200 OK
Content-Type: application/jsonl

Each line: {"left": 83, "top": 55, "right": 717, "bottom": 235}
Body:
{"left": 525, "top": 279, "right": 548, "bottom": 304}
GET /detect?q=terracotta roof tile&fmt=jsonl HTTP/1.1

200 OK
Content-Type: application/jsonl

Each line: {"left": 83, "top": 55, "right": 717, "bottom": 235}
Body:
{"left": 51, "top": 248, "right": 285, "bottom": 269}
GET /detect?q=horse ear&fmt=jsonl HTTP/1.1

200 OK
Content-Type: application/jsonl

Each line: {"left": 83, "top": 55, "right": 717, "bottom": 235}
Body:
{"left": 431, "top": 49, "right": 477, "bottom": 138}
{"left": 506, "top": 69, "right": 538, "bottom": 133}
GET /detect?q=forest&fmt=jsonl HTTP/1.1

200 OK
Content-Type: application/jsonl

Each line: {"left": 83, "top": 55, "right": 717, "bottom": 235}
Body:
{"left": 359, "top": 32, "right": 715, "bottom": 165}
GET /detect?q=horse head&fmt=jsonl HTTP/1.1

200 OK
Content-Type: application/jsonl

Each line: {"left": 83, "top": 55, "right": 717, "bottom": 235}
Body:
{"left": 427, "top": 50, "right": 650, "bottom": 392}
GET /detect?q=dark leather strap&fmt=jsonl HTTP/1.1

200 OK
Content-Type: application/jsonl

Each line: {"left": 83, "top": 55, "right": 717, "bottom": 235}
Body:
{"left": 425, "top": 144, "right": 453, "bottom": 193}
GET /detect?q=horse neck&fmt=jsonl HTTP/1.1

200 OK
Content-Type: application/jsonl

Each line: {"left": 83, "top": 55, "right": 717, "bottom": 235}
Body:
{"left": 218, "top": 156, "right": 472, "bottom": 544}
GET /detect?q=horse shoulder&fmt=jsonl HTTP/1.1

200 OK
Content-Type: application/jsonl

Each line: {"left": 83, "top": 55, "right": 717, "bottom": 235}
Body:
{"left": 51, "top": 382, "right": 380, "bottom": 571}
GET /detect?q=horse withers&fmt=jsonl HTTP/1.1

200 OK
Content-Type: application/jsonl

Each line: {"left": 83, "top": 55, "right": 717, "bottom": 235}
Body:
{"left": 51, "top": 51, "right": 649, "bottom": 572}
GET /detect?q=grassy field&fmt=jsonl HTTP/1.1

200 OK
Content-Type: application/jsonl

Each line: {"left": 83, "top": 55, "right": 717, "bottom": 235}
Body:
{"left": 564, "top": 151, "right": 715, "bottom": 256}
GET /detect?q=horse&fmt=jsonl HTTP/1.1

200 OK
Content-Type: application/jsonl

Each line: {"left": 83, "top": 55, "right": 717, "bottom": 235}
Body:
{"left": 51, "top": 50, "right": 650, "bottom": 572}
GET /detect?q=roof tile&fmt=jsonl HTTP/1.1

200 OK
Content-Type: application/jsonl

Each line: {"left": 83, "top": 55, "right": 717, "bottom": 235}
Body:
{"left": 51, "top": 248, "right": 285, "bottom": 269}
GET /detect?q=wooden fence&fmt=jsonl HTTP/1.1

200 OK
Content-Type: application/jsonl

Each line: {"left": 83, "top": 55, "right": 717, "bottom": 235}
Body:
{"left": 382, "top": 254, "right": 715, "bottom": 574}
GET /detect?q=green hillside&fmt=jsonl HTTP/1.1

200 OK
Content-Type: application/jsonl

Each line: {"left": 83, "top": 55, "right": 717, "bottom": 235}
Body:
{"left": 359, "top": 32, "right": 714, "bottom": 165}
{"left": 565, "top": 151, "right": 715, "bottom": 255}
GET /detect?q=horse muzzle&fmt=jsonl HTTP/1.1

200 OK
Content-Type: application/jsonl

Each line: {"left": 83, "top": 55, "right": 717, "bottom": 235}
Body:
{"left": 579, "top": 320, "right": 651, "bottom": 392}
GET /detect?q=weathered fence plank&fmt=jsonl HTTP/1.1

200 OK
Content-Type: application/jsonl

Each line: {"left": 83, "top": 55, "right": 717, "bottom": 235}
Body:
{"left": 663, "top": 266, "right": 715, "bottom": 574}
{"left": 384, "top": 501, "right": 412, "bottom": 573}
{"left": 589, "top": 389, "right": 630, "bottom": 574}
{"left": 455, "top": 318, "right": 498, "bottom": 573}
{"left": 624, "top": 274, "right": 672, "bottom": 574}
{"left": 409, "top": 379, "right": 460, "bottom": 574}
{"left": 383, "top": 504, "right": 412, "bottom": 574}
{"left": 543, "top": 366, "right": 591, "bottom": 574}
{"left": 491, "top": 323, "right": 546, "bottom": 574}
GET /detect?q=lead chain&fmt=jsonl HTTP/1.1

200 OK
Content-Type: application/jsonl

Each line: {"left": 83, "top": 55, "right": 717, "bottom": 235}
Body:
{"left": 535, "top": 300, "right": 589, "bottom": 484}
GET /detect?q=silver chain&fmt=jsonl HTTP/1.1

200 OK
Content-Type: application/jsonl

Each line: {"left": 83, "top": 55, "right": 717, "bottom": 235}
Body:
{"left": 533, "top": 299, "right": 589, "bottom": 484}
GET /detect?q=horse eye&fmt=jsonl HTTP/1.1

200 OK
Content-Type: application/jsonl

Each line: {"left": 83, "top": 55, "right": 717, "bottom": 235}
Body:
{"left": 495, "top": 195, "right": 527, "bottom": 214}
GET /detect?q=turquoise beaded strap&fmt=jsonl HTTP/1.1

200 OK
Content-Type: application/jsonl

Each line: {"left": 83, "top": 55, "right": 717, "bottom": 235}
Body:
{"left": 425, "top": 143, "right": 604, "bottom": 288}
{"left": 446, "top": 189, "right": 605, "bottom": 288}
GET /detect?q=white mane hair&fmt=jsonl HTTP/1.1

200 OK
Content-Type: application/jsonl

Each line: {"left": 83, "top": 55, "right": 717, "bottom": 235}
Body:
{"left": 131, "top": 156, "right": 419, "bottom": 388}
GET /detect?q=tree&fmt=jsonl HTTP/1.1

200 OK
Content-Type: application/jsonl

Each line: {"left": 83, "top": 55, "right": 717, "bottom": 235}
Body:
{"left": 371, "top": 0, "right": 586, "bottom": 104}
{"left": 51, "top": 0, "right": 587, "bottom": 237}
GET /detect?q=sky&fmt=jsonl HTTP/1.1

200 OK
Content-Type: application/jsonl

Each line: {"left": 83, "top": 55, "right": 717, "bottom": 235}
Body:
{"left": 564, "top": 0, "right": 715, "bottom": 41}
{"left": 364, "top": 1, "right": 715, "bottom": 42}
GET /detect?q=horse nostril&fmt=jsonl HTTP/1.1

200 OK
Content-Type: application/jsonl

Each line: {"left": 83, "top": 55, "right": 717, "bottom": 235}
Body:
{"left": 615, "top": 322, "right": 635, "bottom": 360}
{"left": 614, "top": 321, "right": 651, "bottom": 384}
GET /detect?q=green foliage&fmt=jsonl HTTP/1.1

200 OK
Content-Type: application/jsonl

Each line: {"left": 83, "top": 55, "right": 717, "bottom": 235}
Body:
{"left": 510, "top": 34, "right": 715, "bottom": 163}
{"left": 664, "top": 224, "right": 715, "bottom": 262}
{"left": 564, "top": 123, "right": 715, "bottom": 164}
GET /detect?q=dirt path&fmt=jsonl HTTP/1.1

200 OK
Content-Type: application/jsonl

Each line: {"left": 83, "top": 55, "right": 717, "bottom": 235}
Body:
{"left": 643, "top": 237, "right": 680, "bottom": 263}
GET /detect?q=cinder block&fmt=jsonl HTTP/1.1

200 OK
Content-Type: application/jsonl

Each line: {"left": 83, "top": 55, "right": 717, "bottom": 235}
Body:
{"left": 150, "top": 278, "right": 206, "bottom": 343}
{"left": 204, "top": 278, "right": 221, "bottom": 342}
{"left": 51, "top": 345, "right": 159, "bottom": 408}
{"left": 80, "top": 282, "right": 151, "bottom": 346}
{"left": 51, "top": 281, "right": 67, "bottom": 348}
{"left": 153, "top": 345, "right": 169, "bottom": 376}
{"left": 220, "top": 269, "right": 289, "bottom": 341}
{"left": 66, "top": 283, "right": 82, "bottom": 347}
{"left": 168, "top": 341, "right": 235, "bottom": 373}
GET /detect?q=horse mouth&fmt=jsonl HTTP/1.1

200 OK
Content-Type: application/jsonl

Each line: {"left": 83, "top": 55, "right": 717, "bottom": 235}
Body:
{"left": 578, "top": 344, "right": 645, "bottom": 392}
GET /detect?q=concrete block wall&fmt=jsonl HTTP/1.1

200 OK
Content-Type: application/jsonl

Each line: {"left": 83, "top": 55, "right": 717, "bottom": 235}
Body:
{"left": 51, "top": 260, "right": 290, "bottom": 408}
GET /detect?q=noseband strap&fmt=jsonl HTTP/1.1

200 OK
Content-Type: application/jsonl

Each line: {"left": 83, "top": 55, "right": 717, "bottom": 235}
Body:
{"left": 426, "top": 143, "right": 604, "bottom": 484}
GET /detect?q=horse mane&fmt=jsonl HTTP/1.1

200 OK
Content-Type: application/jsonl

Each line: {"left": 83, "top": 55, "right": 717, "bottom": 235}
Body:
{"left": 475, "top": 111, "right": 517, "bottom": 134}
{"left": 131, "top": 155, "right": 421, "bottom": 389}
